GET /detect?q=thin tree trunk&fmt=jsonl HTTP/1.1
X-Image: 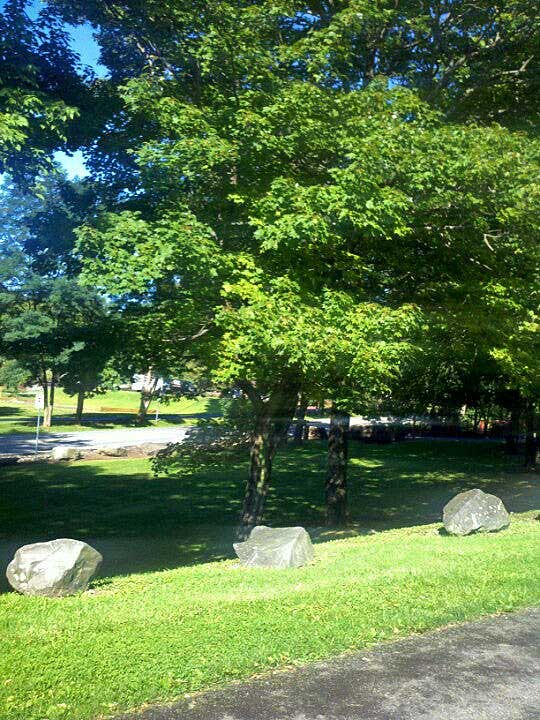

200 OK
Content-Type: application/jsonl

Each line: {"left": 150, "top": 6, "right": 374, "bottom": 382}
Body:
{"left": 41, "top": 375, "right": 48, "bottom": 406}
{"left": 326, "top": 405, "right": 350, "bottom": 527}
{"left": 43, "top": 377, "right": 55, "bottom": 428}
{"left": 505, "top": 406, "right": 520, "bottom": 454}
{"left": 136, "top": 370, "right": 157, "bottom": 424}
{"left": 524, "top": 403, "right": 537, "bottom": 470}
{"left": 292, "top": 394, "right": 308, "bottom": 445}
{"left": 75, "top": 385, "right": 85, "bottom": 424}
{"left": 137, "top": 390, "right": 150, "bottom": 423}
{"left": 237, "top": 387, "right": 298, "bottom": 539}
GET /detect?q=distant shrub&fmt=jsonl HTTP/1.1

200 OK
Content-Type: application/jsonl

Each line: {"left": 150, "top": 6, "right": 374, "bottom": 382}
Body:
{"left": 0, "top": 360, "right": 31, "bottom": 391}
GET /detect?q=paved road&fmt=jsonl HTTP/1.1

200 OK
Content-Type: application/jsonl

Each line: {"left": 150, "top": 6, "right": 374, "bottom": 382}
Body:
{"left": 0, "top": 415, "right": 343, "bottom": 457}
{"left": 119, "top": 609, "right": 540, "bottom": 720}
{"left": 0, "top": 424, "right": 192, "bottom": 456}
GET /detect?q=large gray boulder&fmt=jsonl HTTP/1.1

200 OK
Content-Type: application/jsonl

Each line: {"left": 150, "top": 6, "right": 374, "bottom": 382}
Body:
{"left": 6, "top": 539, "right": 103, "bottom": 597}
{"left": 233, "top": 525, "right": 314, "bottom": 568}
{"left": 51, "top": 446, "right": 82, "bottom": 462}
{"left": 443, "top": 489, "right": 510, "bottom": 536}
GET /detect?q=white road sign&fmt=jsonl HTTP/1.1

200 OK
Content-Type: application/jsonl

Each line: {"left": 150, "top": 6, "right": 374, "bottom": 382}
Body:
{"left": 35, "top": 392, "right": 45, "bottom": 410}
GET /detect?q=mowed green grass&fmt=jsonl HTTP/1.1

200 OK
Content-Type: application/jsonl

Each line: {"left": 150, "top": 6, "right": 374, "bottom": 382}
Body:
{"left": 1, "top": 520, "right": 538, "bottom": 720}
{"left": 0, "top": 389, "right": 223, "bottom": 434}
{"left": 0, "top": 441, "right": 538, "bottom": 720}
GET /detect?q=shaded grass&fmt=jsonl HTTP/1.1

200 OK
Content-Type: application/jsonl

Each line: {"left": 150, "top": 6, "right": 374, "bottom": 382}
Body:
{"left": 0, "top": 518, "right": 538, "bottom": 720}
{"left": 0, "top": 440, "right": 535, "bottom": 541}
{"left": 0, "top": 440, "right": 537, "bottom": 590}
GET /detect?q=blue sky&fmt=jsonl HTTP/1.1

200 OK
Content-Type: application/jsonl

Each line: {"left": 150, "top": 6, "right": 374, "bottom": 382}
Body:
{"left": 26, "top": 0, "right": 105, "bottom": 74}
{"left": 54, "top": 150, "right": 88, "bottom": 179}
{"left": 23, "top": 0, "right": 106, "bottom": 178}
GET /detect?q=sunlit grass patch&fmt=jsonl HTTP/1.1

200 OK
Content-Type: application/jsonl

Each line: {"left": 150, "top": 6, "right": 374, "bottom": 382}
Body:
{"left": 0, "top": 517, "right": 538, "bottom": 720}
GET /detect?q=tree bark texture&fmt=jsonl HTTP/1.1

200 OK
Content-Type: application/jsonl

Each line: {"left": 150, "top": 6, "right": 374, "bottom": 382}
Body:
{"left": 326, "top": 405, "right": 350, "bottom": 527}
{"left": 136, "top": 369, "right": 157, "bottom": 424}
{"left": 237, "top": 386, "right": 299, "bottom": 539}
{"left": 42, "top": 376, "right": 55, "bottom": 428}
{"left": 75, "top": 385, "right": 85, "bottom": 424}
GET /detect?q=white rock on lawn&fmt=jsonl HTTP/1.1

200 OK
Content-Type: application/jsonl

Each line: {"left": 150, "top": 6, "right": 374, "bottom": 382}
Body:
{"left": 6, "top": 539, "right": 103, "bottom": 597}
{"left": 234, "top": 525, "right": 314, "bottom": 568}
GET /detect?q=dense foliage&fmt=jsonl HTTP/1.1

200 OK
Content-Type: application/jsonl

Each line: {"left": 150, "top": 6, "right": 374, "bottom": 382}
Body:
{"left": 0, "top": 0, "right": 538, "bottom": 526}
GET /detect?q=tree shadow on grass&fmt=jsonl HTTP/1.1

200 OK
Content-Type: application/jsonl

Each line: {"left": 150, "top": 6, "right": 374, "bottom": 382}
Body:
{"left": 0, "top": 409, "right": 220, "bottom": 432}
{"left": 40, "top": 413, "right": 193, "bottom": 430}
{"left": 0, "top": 405, "right": 30, "bottom": 418}
{"left": 343, "top": 440, "right": 539, "bottom": 527}
{"left": 60, "top": 412, "right": 219, "bottom": 428}
{"left": 0, "top": 439, "right": 537, "bottom": 593}
{"left": 0, "top": 457, "right": 246, "bottom": 592}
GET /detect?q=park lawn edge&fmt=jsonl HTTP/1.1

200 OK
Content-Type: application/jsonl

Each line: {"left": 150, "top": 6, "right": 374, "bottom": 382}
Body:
{"left": 136, "top": 604, "right": 538, "bottom": 720}
{"left": 1, "top": 515, "right": 539, "bottom": 720}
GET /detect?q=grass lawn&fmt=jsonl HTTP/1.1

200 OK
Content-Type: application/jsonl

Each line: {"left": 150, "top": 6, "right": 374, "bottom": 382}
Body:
{"left": 0, "top": 441, "right": 538, "bottom": 720}
{"left": 0, "top": 389, "right": 223, "bottom": 435}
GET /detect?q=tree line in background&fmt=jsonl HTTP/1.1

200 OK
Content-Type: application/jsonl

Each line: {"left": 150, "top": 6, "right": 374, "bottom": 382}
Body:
{"left": 0, "top": 0, "right": 538, "bottom": 536}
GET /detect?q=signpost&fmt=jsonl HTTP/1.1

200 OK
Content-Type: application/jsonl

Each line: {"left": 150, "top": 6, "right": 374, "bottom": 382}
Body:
{"left": 35, "top": 391, "right": 44, "bottom": 454}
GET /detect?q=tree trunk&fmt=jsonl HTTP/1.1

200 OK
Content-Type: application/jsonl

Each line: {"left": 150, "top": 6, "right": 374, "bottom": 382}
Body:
{"left": 238, "top": 417, "right": 276, "bottom": 537}
{"left": 75, "top": 385, "right": 85, "bottom": 425}
{"left": 43, "top": 378, "right": 55, "bottom": 428}
{"left": 137, "top": 390, "right": 151, "bottom": 424}
{"left": 237, "top": 387, "right": 298, "bottom": 539}
{"left": 524, "top": 403, "right": 537, "bottom": 470}
{"left": 505, "top": 407, "right": 520, "bottom": 454}
{"left": 136, "top": 370, "right": 157, "bottom": 424}
{"left": 292, "top": 394, "right": 308, "bottom": 445}
{"left": 325, "top": 405, "right": 350, "bottom": 527}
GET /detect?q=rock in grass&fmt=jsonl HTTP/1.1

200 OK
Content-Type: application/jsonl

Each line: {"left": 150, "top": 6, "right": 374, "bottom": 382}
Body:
{"left": 138, "top": 442, "right": 167, "bottom": 456}
{"left": 6, "top": 539, "right": 102, "bottom": 597}
{"left": 443, "top": 488, "right": 510, "bottom": 536}
{"left": 98, "top": 445, "right": 129, "bottom": 457}
{"left": 51, "top": 446, "right": 82, "bottom": 461}
{"left": 233, "top": 526, "right": 314, "bottom": 568}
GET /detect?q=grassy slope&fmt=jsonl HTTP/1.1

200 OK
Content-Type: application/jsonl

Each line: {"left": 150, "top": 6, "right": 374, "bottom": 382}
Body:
{"left": 0, "top": 441, "right": 538, "bottom": 720}
{"left": 0, "top": 390, "right": 223, "bottom": 434}
{"left": 0, "top": 519, "right": 538, "bottom": 720}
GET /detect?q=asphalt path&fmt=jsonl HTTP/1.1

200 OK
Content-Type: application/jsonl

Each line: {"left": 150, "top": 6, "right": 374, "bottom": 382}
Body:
{"left": 0, "top": 424, "right": 192, "bottom": 456}
{"left": 118, "top": 609, "right": 540, "bottom": 720}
